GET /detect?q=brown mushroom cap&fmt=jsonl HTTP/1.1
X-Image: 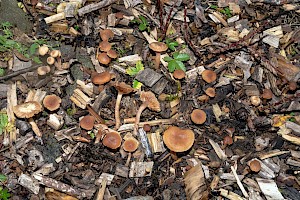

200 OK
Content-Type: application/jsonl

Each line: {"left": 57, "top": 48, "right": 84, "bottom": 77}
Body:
{"left": 202, "top": 70, "right": 217, "bottom": 83}
{"left": 289, "top": 81, "right": 297, "bottom": 91}
{"left": 115, "top": 82, "right": 134, "bottom": 94}
{"left": 143, "top": 124, "right": 151, "bottom": 132}
{"left": 262, "top": 88, "right": 273, "bottom": 99}
{"left": 205, "top": 87, "right": 216, "bottom": 97}
{"left": 100, "top": 29, "right": 114, "bottom": 41}
{"left": 37, "top": 65, "right": 51, "bottom": 76}
{"left": 97, "top": 53, "right": 111, "bottom": 65}
{"left": 123, "top": 137, "right": 139, "bottom": 152}
{"left": 80, "top": 115, "right": 95, "bottom": 130}
{"left": 191, "top": 109, "right": 207, "bottom": 124}
{"left": 173, "top": 69, "right": 185, "bottom": 79}
{"left": 140, "top": 91, "right": 161, "bottom": 112}
{"left": 38, "top": 45, "right": 49, "bottom": 56}
{"left": 13, "top": 101, "right": 42, "bottom": 118}
{"left": 223, "top": 135, "right": 233, "bottom": 145}
{"left": 249, "top": 160, "right": 261, "bottom": 172}
{"left": 103, "top": 132, "right": 122, "bottom": 149}
{"left": 107, "top": 49, "right": 118, "bottom": 59}
{"left": 163, "top": 126, "right": 195, "bottom": 152}
{"left": 43, "top": 95, "right": 62, "bottom": 111}
{"left": 149, "top": 42, "right": 168, "bottom": 52}
{"left": 99, "top": 41, "right": 112, "bottom": 52}
{"left": 50, "top": 50, "right": 61, "bottom": 58}
{"left": 47, "top": 57, "right": 55, "bottom": 65}
{"left": 92, "top": 71, "right": 112, "bottom": 85}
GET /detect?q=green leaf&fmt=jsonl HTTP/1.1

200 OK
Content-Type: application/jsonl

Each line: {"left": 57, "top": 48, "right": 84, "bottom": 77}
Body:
{"left": 167, "top": 60, "right": 177, "bottom": 72}
{"left": 163, "top": 56, "right": 173, "bottom": 62}
{"left": 0, "top": 68, "right": 5, "bottom": 77}
{"left": 167, "top": 41, "right": 178, "bottom": 51}
{"left": 139, "top": 16, "right": 148, "bottom": 25}
{"left": 173, "top": 53, "right": 190, "bottom": 61}
{"left": 32, "top": 56, "right": 42, "bottom": 64}
{"left": 210, "top": 5, "right": 218, "bottom": 9}
{"left": 0, "top": 187, "right": 11, "bottom": 200}
{"left": 126, "top": 61, "right": 144, "bottom": 76}
{"left": 0, "top": 113, "right": 8, "bottom": 132}
{"left": 0, "top": 174, "right": 7, "bottom": 182}
{"left": 138, "top": 23, "right": 147, "bottom": 31}
{"left": 132, "top": 80, "right": 143, "bottom": 89}
{"left": 29, "top": 43, "right": 39, "bottom": 55}
{"left": 174, "top": 60, "right": 186, "bottom": 71}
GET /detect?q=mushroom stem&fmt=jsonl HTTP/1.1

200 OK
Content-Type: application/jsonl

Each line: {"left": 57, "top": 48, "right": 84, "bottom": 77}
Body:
{"left": 115, "top": 92, "right": 123, "bottom": 130}
{"left": 154, "top": 53, "right": 161, "bottom": 69}
{"left": 133, "top": 103, "right": 148, "bottom": 135}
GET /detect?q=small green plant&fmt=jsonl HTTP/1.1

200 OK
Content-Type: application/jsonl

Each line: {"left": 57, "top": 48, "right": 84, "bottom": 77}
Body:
{"left": 210, "top": 5, "right": 232, "bottom": 18}
{"left": 0, "top": 22, "right": 46, "bottom": 63}
{"left": 132, "top": 79, "right": 143, "bottom": 89}
{"left": 126, "top": 60, "right": 144, "bottom": 76}
{"left": 0, "top": 112, "right": 8, "bottom": 135}
{"left": 165, "top": 38, "right": 179, "bottom": 51}
{"left": 163, "top": 52, "right": 190, "bottom": 72}
{"left": 0, "top": 174, "right": 10, "bottom": 200}
{"left": 0, "top": 68, "right": 5, "bottom": 77}
{"left": 132, "top": 16, "right": 150, "bottom": 32}
{"left": 66, "top": 107, "right": 77, "bottom": 116}
{"left": 87, "top": 131, "right": 95, "bottom": 139}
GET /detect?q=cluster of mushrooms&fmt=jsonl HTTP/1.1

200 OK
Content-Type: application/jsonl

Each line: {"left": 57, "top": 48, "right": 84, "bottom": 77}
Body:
{"left": 37, "top": 45, "right": 64, "bottom": 76}
{"left": 97, "top": 29, "right": 118, "bottom": 65}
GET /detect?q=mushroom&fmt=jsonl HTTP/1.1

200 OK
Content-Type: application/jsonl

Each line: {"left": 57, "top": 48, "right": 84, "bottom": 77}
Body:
{"left": 250, "top": 96, "right": 261, "bottom": 106}
{"left": 262, "top": 88, "right": 273, "bottom": 100}
{"left": 163, "top": 126, "right": 195, "bottom": 152}
{"left": 38, "top": 45, "right": 49, "bottom": 56}
{"left": 191, "top": 109, "right": 207, "bottom": 124}
{"left": 205, "top": 87, "right": 216, "bottom": 97}
{"left": 143, "top": 124, "right": 151, "bottom": 132}
{"left": 202, "top": 70, "right": 217, "bottom": 83}
{"left": 99, "top": 41, "right": 112, "bottom": 52}
{"left": 13, "top": 101, "right": 42, "bottom": 118}
{"left": 133, "top": 91, "right": 161, "bottom": 135}
{"left": 43, "top": 94, "right": 62, "bottom": 111}
{"left": 37, "top": 65, "right": 51, "bottom": 76}
{"left": 114, "top": 82, "right": 134, "bottom": 130}
{"left": 50, "top": 50, "right": 61, "bottom": 58}
{"left": 91, "top": 71, "right": 112, "bottom": 85}
{"left": 173, "top": 69, "right": 185, "bottom": 80}
{"left": 100, "top": 29, "right": 114, "bottom": 41}
{"left": 80, "top": 115, "right": 95, "bottom": 130}
{"left": 223, "top": 135, "right": 233, "bottom": 146}
{"left": 249, "top": 160, "right": 261, "bottom": 172}
{"left": 289, "top": 81, "right": 297, "bottom": 91}
{"left": 97, "top": 52, "right": 111, "bottom": 65}
{"left": 123, "top": 137, "right": 139, "bottom": 152}
{"left": 102, "top": 132, "right": 122, "bottom": 149}
{"left": 47, "top": 57, "right": 55, "bottom": 65}
{"left": 149, "top": 42, "right": 168, "bottom": 69}
{"left": 107, "top": 49, "right": 118, "bottom": 59}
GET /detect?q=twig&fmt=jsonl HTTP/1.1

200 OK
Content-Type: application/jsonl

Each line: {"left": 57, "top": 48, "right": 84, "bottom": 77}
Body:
{"left": 162, "top": 0, "right": 178, "bottom": 37}
{"left": 0, "top": 64, "right": 41, "bottom": 82}
{"left": 231, "top": 165, "right": 249, "bottom": 198}
{"left": 134, "top": 7, "right": 160, "bottom": 26}
{"left": 78, "top": 0, "right": 118, "bottom": 16}
{"left": 86, "top": 104, "right": 105, "bottom": 124}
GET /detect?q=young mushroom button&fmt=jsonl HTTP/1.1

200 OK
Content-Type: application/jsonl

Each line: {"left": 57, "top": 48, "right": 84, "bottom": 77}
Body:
{"left": 202, "top": 70, "right": 217, "bottom": 83}
{"left": 80, "top": 115, "right": 95, "bottom": 130}
{"left": 191, "top": 109, "right": 207, "bottom": 125}
{"left": 114, "top": 82, "right": 135, "bottom": 130}
{"left": 123, "top": 137, "right": 139, "bottom": 152}
{"left": 149, "top": 42, "right": 168, "bottom": 69}
{"left": 163, "top": 126, "right": 195, "bottom": 152}
{"left": 100, "top": 29, "right": 114, "bottom": 41}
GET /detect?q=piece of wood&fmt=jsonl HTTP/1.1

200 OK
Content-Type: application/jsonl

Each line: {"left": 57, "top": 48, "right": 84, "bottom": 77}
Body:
{"left": 78, "top": 0, "right": 118, "bottom": 16}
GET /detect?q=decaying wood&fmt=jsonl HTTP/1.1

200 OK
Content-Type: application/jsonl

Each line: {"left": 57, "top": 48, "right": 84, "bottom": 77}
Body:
{"left": 78, "top": 0, "right": 118, "bottom": 16}
{"left": 7, "top": 83, "right": 17, "bottom": 142}
{"left": 184, "top": 163, "right": 209, "bottom": 200}
{"left": 70, "top": 88, "right": 93, "bottom": 109}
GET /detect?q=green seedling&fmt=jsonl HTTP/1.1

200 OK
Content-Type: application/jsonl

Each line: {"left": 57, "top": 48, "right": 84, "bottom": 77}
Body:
{"left": 0, "top": 68, "right": 5, "bottom": 77}
{"left": 210, "top": 5, "right": 232, "bottom": 18}
{"left": 67, "top": 107, "right": 77, "bottom": 116}
{"left": 163, "top": 52, "right": 190, "bottom": 72}
{"left": 132, "top": 16, "right": 150, "bottom": 32}
{"left": 0, "top": 187, "right": 10, "bottom": 200}
{"left": 0, "top": 22, "right": 46, "bottom": 63}
{"left": 166, "top": 38, "right": 179, "bottom": 51}
{"left": 88, "top": 131, "right": 95, "bottom": 139}
{"left": 132, "top": 79, "right": 143, "bottom": 89}
{"left": 126, "top": 60, "right": 144, "bottom": 76}
{"left": 0, "top": 112, "right": 8, "bottom": 135}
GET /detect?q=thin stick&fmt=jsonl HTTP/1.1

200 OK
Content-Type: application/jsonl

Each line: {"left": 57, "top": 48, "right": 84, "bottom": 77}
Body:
{"left": 0, "top": 64, "right": 41, "bottom": 82}
{"left": 231, "top": 165, "right": 249, "bottom": 198}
